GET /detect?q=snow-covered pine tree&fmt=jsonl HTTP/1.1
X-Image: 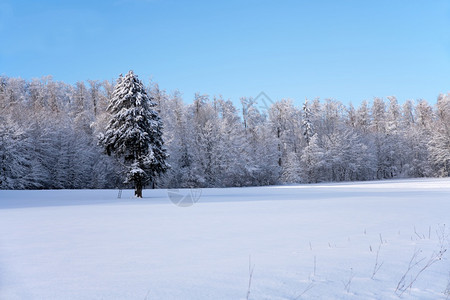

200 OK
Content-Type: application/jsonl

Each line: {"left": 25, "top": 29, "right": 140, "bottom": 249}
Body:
{"left": 99, "top": 71, "right": 169, "bottom": 197}
{"left": 302, "top": 98, "right": 314, "bottom": 146}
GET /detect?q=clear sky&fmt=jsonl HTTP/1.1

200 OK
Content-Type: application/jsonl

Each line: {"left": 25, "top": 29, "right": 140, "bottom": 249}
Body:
{"left": 1, "top": 0, "right": 449, "bottom": 107}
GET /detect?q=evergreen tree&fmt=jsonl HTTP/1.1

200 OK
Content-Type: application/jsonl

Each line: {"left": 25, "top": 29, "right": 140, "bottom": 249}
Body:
{"left": 302, "top": 98, "right": 314, "bottom": 146}
{"left": 99, "top": 71, "right": 169, "bottom": 197}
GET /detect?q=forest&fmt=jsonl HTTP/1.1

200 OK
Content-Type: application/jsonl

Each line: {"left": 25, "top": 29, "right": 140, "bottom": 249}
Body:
{"left": 1, "top": 75, "right": 449, "bottom": 189}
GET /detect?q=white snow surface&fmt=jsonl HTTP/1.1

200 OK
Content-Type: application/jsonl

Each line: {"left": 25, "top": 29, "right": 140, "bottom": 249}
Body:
{"left": 1, "top": 178, "right": 449, "bottom": 299}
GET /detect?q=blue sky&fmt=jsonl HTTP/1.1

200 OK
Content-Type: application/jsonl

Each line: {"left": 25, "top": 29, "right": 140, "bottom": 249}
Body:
{"left": 1, "top": 0, "right": 449, "bottom": 106}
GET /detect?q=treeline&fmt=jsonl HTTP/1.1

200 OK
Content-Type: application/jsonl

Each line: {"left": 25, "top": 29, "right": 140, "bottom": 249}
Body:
{"left": 1, "top": 75, "right": 449, "bottom": 189}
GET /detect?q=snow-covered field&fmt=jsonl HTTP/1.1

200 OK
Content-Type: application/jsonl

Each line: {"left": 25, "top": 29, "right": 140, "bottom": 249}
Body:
{"left": 1, "top": 178, "right": 449, "bottom": 299}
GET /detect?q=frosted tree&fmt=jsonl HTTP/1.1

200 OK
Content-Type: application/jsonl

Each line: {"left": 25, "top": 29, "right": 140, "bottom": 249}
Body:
{"left": 356, "top": 100, "right": 370, "bottom": 133}
{"left": 401, "top": 100, "right": 415, "bottom": 128}
{"left": 186, "top": 93, "right": 217, "bottom": 186}
{"left": 282, "top": 151, "right": 302, "bottom": 183}
{"left": 300, "top": 134, "right": 324, "bottom": 183}
{"left": 383, "top": 96, "right": 402, "bottom": 176}
{"left": 99, "top": 71, "right": 168, "bottom": 197}
{"left": 269, "top": 99, "right": 301, "bottom": 169}
{"left": 0, "top": 115, "right": 33, "bottom": 189}
{"left": 409, "top": 99, "right": 434, "bottom": 176}
{"left": 87, "top": 80, "right": 102, "bottom": 117}
{"left": 346, "top": 103, "right": 357, "bottom": 128}
{"left": 241, "top": 97, "right": 279, "bottom": 185}
{"left": 369, "top": 98, "right": 392, "bottom": 179}
{"left": 214, "top": 97, "right": 249, "bottom": 186}
{"left": 302, "top": 98, "right": 314, "bottom": 146}
{"left": 415, "top": 99, "right": 434, "bottom": 129}
{"left": 428, "top": 93, "right": 450, "bottom": 176}
{"left": 160, "top": 91, "right": 196, "bottom": 188}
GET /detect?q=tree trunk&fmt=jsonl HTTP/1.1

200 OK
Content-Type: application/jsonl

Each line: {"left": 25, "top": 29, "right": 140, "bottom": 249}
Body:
{"left": 135, "top": 180, "right": 143, "bottom": 198}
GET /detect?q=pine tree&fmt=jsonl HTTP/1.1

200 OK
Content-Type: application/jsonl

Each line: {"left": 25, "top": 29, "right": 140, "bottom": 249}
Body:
{"left": 302, "top": 98, "right": 314, "bottom": 146}
{"left": 99, "top": 71, "right": 169, "bottom": 197}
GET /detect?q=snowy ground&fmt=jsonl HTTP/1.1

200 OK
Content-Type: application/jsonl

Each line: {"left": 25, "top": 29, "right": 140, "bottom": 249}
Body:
{"left": 1, "top": 178, "right": 449, "bottom": 299}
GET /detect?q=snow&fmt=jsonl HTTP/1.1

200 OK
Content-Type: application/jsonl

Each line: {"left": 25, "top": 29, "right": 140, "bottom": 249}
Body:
{"left": 0, "top": 178, "right": 449, "bottom": 299}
